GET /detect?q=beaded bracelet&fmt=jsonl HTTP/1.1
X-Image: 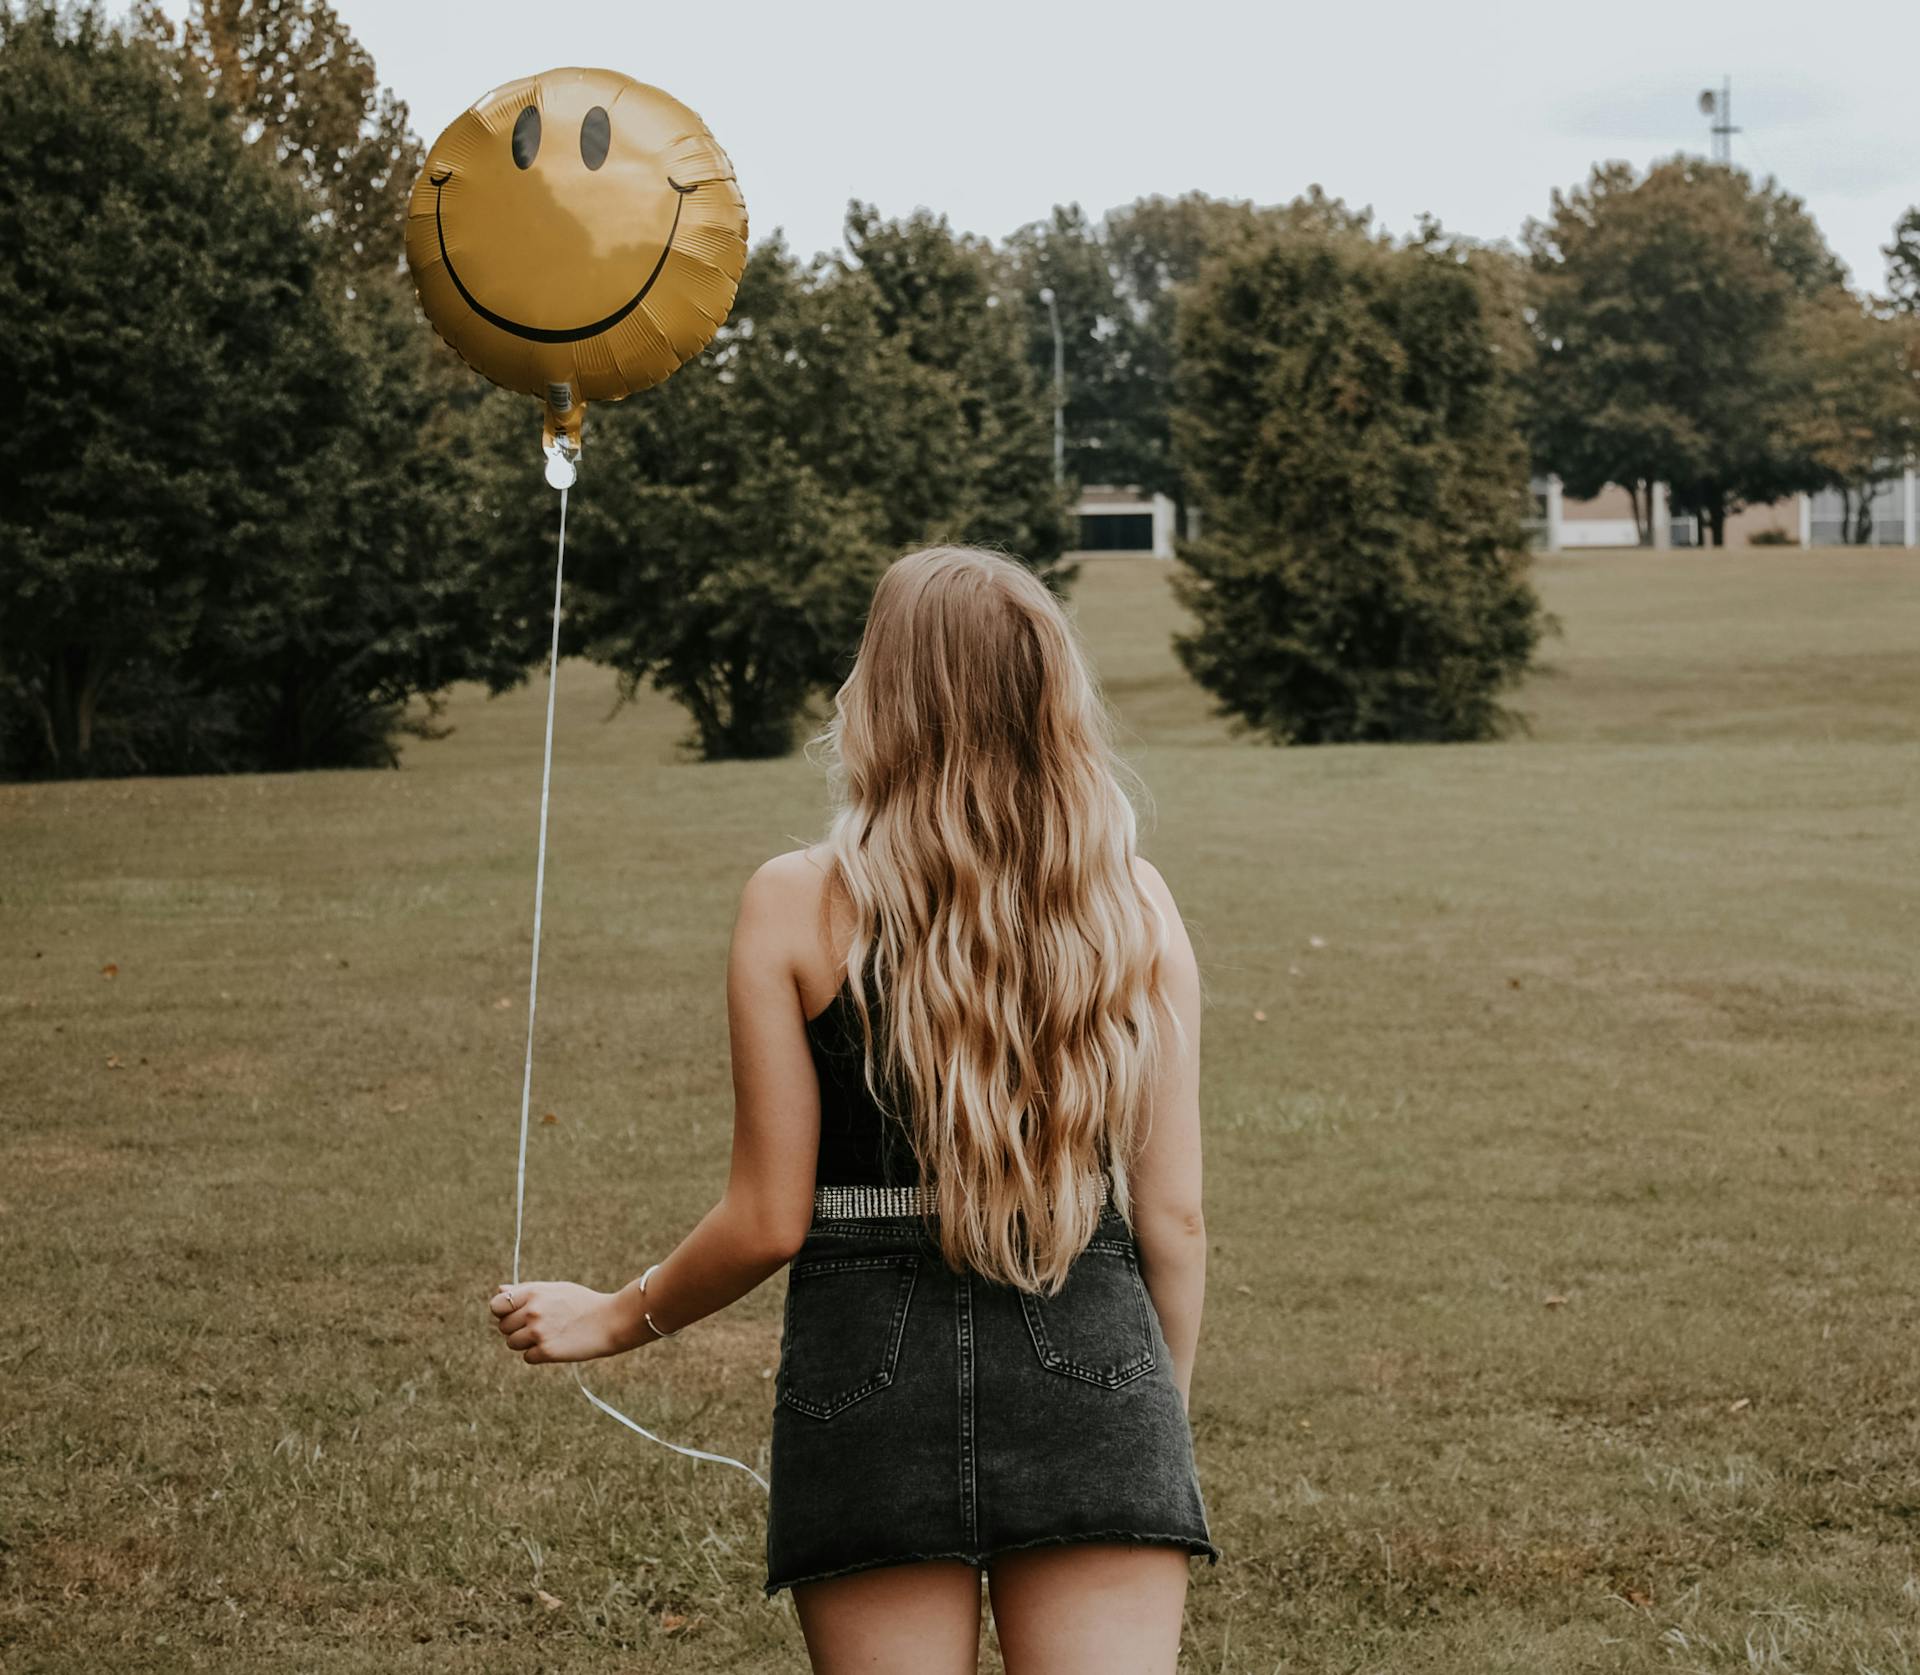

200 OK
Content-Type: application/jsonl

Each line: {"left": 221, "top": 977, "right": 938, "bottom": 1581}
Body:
{"left": 639, "top": 1262, "right": 680, "bottom": 1341}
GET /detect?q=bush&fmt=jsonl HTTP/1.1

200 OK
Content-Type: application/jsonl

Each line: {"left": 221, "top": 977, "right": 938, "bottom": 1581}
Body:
{"left": 1169, "top": 220, "right": 1550, "bottom": 744}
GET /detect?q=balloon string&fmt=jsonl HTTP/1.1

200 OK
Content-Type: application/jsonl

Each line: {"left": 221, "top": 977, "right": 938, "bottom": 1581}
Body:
{"left": 510, "top": 482, "right": 768, "bottom": 1495}
{"left": 573, "top": 1367, "right": 770, "bottom": 1491}
{"left": 510, "top": 483, "right": 566, "bottom": 1292}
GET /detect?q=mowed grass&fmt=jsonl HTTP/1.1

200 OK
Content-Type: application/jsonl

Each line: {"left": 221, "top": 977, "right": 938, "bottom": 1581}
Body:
{"left": 3, "top": 546, "right": 1917, "bottom": 1673}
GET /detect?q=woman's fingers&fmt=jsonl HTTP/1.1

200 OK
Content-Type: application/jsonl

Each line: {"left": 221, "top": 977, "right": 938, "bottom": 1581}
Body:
{"left": 491, "top": 1284, "right": 539, "bottom": 1333}
{"left": 487, "top": 1281, "right": 573, "bottom": 1363}
{"left": 493, "top": 1284, "right": 545, "bottom": 1355}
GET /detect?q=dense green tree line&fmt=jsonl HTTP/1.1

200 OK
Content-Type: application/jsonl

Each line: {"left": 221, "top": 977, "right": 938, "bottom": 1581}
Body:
{"left": 0, "top": 3, "right": 1068, "bottom": 777}
{"left": 1527, "top": 159, "right": 1919, "bottom": 547}
{"left": 1000, "top": 167, "right": 1914, "bottom": 743}
{"left": 4, "top": 3, "right": 1915, "bottom": 773}
{"left": 0, "top": 5, "right": 543, "bottom": 776}
{"left": 1008, "top": 167, "right": 1918, "bottom": 558}
{"left": 0, "top": 1, "right": 541, "bottom": 779}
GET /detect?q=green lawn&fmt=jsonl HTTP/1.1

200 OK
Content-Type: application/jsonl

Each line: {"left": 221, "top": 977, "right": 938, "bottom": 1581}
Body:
{"left": 4, "top": 547, "right": 1917, "bottom": 1673}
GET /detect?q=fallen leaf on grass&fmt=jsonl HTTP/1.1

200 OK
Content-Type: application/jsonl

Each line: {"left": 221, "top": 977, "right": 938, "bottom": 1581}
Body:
{"left": 105, "top": 1055, "right": 124, "bottom": 1070}
{"left": 1728, "top": 1396, "right": 1751, "bottom": 1413}
{"left": 1234, "top": 1284, "right": 1253, "bottom": 1296}
{"left": 494, "top": 998, "right": 512, "bottom": 1011}
{"left": 1252, "top": 1009, "right": 1267, "bottom": 1023}
{"left": 1543, "top": 1294, "right": 1568, "bottom": 1308}
{"left": 101, "top": 964, "right": 119, "bottom": 979}
{"left": 535, "top": 1589, "right": 563, "bottom": 1612}
{"left": 1307, "top": 936, "right": 1327, "bottom": 950}
{"left": 661, "top": 1611, "right": 706, "bottom": 1634}
{"left": 541, "top": 1111, "right": 559, "bottom": 1126}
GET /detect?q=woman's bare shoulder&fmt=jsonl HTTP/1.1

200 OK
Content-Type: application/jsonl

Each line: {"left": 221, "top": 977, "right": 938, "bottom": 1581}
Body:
{"left": 741, "top": 847, "right": 833, "bottom": 927}
{"left": 1131, "top": 852, "right": 1176, "bottom": 911}
{"left": 742, "top": 847, "right": 843, "bottom": 1011}
{"left": 749, "top": 844, "right": 830, "bottom": 885}
{"left": 1131, "top": 854, "right": 1199, "bottom": 984}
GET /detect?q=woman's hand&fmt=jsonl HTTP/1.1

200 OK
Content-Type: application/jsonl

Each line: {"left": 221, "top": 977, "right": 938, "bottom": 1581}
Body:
{"left": 488, "top": 1280, "right": 636, "bottom": 1364}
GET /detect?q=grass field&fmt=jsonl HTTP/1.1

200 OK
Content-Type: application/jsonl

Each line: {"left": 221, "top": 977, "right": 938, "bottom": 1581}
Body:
{"left": 4, "top": 547, "right": 1917, "bottom": 1674}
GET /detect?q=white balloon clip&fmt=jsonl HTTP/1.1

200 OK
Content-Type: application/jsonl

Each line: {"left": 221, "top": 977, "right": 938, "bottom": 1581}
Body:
{"left": 543, "top": 437, "right": 579, "bottom": 491}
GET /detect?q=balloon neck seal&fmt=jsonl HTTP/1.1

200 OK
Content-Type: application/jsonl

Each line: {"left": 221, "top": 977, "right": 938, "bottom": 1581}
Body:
{"left": 541, "top": 382, "right": 584, "bottom": 488}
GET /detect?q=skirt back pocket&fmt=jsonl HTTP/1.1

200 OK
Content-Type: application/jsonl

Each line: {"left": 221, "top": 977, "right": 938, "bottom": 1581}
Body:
{"left": 1019, "top": 1238, "right": 1157, "bottom": 1388}
{"left": 777, "top": 1253, "right": 918, "bottom": 1420}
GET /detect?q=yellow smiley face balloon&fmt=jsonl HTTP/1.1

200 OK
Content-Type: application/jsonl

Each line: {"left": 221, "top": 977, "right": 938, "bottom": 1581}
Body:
{"left": 406, "top": 69, "right": 748, "bottom": 467}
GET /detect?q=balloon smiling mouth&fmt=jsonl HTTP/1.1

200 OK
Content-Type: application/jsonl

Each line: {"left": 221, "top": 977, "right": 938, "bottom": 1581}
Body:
{"left": 430, "top": 170, "right": 698, "bottom": 345}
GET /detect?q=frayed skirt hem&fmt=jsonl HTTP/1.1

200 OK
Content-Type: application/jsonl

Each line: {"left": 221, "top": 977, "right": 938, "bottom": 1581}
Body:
{"left": 764, "top": 1529, "right": 1220, "bottom": 1599}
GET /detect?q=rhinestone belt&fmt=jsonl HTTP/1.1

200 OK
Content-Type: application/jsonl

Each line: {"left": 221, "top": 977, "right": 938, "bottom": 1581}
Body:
{"left": 811, "top": 1176, "right": 1112, "bottom": 1221}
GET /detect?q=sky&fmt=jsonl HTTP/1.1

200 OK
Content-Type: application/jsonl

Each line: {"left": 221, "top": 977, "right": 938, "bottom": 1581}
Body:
{"left": 139, "top": 0, "right": 1918, "bottom": 293}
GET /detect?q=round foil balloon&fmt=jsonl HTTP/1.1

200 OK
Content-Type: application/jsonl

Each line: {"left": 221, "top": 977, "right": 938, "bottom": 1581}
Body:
{"left": 406, "top": 69, "right": 748, "bottom": 465}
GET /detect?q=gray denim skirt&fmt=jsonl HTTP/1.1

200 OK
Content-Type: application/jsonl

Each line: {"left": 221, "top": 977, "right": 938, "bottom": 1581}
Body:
{"left": 763, "top": 1198, "right": 1221, "bottom": 1597}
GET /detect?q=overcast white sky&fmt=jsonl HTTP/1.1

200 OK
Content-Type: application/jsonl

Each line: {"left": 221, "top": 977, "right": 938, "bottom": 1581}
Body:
{"left": 141, "top": 0, "right": 1918, "bottom": 292}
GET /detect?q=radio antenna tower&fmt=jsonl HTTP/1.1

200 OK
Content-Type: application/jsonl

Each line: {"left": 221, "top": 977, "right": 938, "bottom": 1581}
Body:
{"left": 1698, "top": 78, "right": 1739, "bottom": 165}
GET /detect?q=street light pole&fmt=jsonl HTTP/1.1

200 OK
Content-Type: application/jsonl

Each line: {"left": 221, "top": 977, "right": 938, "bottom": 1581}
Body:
{"left": 1038, "top": 285, "right": 1065, "bottom": 486}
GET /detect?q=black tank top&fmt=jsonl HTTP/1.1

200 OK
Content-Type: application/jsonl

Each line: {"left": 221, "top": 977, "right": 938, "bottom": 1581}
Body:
{"left": 806, "top": 960, "right": 920, "bottom": 1188}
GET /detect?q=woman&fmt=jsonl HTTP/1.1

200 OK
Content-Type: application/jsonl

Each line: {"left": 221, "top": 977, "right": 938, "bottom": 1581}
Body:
{"left": 488, "top": 545, "right": 1219, "bottom": 1673}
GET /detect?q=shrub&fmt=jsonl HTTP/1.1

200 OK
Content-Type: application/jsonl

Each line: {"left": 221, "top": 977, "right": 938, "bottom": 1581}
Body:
{"left": 1169, "top": 220, "right": 1550, "bottom": 744}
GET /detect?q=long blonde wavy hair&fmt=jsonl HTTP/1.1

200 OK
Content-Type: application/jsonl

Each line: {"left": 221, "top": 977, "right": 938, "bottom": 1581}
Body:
{"left": 809, "top": 545, "right": 1183, "bottom": 1295}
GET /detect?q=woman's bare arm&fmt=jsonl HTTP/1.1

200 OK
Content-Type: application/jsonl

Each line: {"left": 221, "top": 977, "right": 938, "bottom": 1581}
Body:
{"left": 1127, "top": 856, "right": 1207, "bottom": 1411}
{"left": 491, "top": 854, "right": 823, "bottom": 1362}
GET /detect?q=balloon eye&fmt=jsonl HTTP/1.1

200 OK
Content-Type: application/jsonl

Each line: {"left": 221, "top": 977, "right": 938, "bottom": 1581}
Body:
{"left": 580, "top": 106, "right": 610, "bottom": 170}
{"left": 512, "top": 105, "right": 541, "bottom": 170}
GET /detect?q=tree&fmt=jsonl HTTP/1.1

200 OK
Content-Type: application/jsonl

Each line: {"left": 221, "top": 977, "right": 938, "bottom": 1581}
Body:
{"left": 1526, "top": 157, "right": 1846, "bottom": 546}
{"left": 998, "top": 190, "right": 1366, "bottom": 525}
{"left": 1169, "top": 222, "right": 1548, "bottom": 744}
{"left": 0, "top": 4, "right": 542, "bottom": 778}
{"left": 136, "top": 0, "right": 421, "bottom": 272}
{"left": 0, "top": 3, "right": 335, "bottom": 773}
{"left": 185, "top": 270, "right": 554, "bottom": 769}
{"left": 843, "top": 203, "right": 1071, "bottom": 581}
{"left": 1888, "top": 208, "right": 1920, "bottom": 314}
{"left": 560, "top": 243, "right": 892, "bottom": 760}
{"left": 998, "top": 203, "right": 1135, "bottom": 492}
{"left": 1098, "top": 193, "right": 1275, "bottom": 510}
{"left": 560, "top": 207, "right": 1074, "bottom": 761}
{"left": 1789, "top": 292, "right": 1920, "bottom": 543}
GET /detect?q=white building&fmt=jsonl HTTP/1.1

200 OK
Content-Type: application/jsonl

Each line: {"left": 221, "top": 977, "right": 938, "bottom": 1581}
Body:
{"left": 1530, "top": 466, "right": 1919, "bottom": 550}
{"left": 1072, "top": 486, "right": 1179, "bottom": 558}
{"left": 1805, "top": 475, "right": 1920, "bottom": 546}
